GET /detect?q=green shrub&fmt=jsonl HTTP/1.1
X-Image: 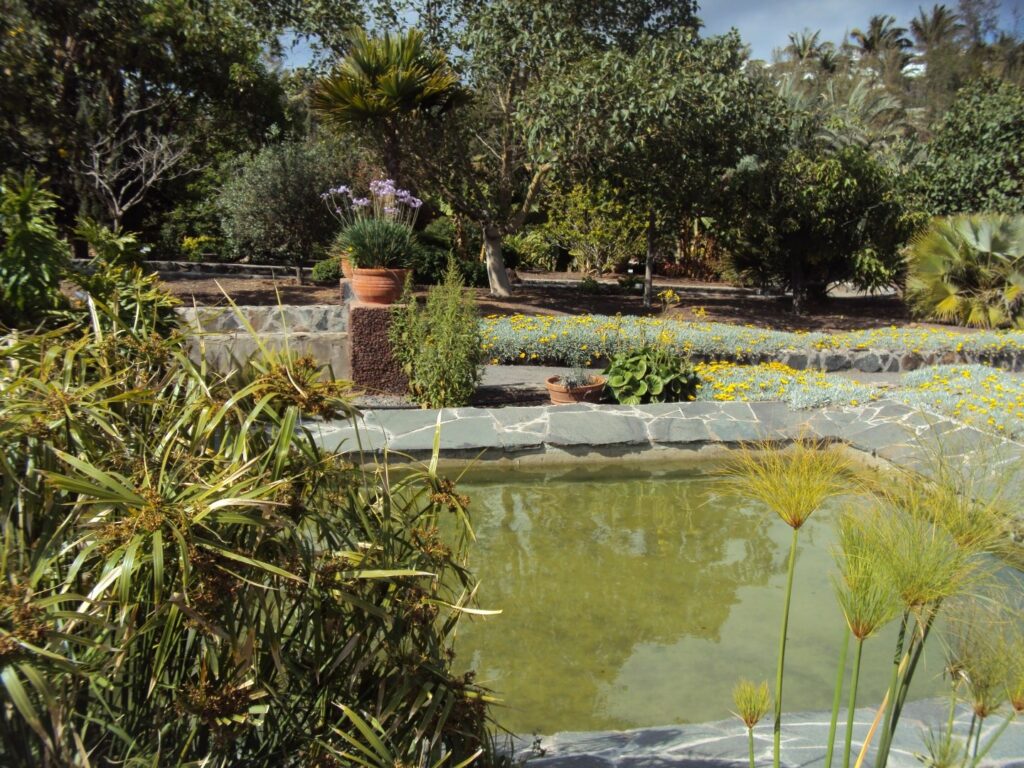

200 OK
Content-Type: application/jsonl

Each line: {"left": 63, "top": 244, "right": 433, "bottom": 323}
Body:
{"left": 338, "top": 217, "right": 420, "bottom": 268}
{"left": 723, "top": 146, "right": 920, "bottom": 311}
{"left": 0, "top": 292, "right": 495, "bottom": 765}
{"left": 0, "top": 172, "right": 68, "bottom": 327}
{"left": 310, "top": 256, "right": 342, "bottom": 283}
{"left": 540, "top": 181, "right": 646, "bottom": 273}
{"left": 604, "top": 346, "right": 700, "bottom": 405}
{"left": 218, "top": 139, "right": 364, "bottom": 275}
{"left": 917, "top": 77, "right": 1024, "bottom": 216}
{"left": 390, "top": 261, "right": 483, "bottom": 408}
{"left": 906, "top": 214, "right": 1024, "bottom": 328}
{"left": 412, "top": 217, "right": 487, "bottom": 287}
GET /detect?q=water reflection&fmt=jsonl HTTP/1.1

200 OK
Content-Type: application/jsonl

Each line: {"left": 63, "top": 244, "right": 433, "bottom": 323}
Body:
{"left": 454, "top": 463, "right": 941, "bottom": 733}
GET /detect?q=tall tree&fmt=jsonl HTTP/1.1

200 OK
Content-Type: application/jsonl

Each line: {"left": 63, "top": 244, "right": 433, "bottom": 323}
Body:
{"left": 524, "top": 31, "right": 785, "bottom": 306}
{"left": 0, "top": 0, "right": 288, "bottom": 238}
{"left": 398, "top": 0, "right": 700, "bottom": 296}
{"left": 851, "top": 15, "right": 913, "bottom": 90}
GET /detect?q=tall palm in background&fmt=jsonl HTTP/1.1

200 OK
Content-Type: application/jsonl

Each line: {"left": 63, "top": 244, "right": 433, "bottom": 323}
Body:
{"left": 313, "top": 28, "right": 467, "bottom": 182}
{"left": 851, "top": 15, "right": 913, "bottom": 90}
{"left": 910, "top": 4, "right": 964, "bottom": 54}
{"left": 909, "top": 4, "right": 966, "bottom": 117}
{"left": 785, "top": 29, "right": 826, "bottom": 65}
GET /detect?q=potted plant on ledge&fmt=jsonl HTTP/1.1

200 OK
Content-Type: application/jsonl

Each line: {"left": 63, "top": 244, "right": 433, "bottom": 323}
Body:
{"left": 545, "top": 349, "right": 606, "bottom": 404}
{"left": 324, "top": 179, "right": 423, "bottom": 305}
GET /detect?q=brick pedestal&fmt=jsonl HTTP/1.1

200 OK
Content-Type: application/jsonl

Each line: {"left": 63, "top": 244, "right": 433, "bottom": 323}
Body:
{"left": 346, "top": 297, "right": 408, "bottom": 395}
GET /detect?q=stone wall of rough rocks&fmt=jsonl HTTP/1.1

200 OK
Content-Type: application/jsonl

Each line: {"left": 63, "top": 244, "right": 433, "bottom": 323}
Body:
{"left": 687, "top": 348, "right": 1024, "bottom": 372}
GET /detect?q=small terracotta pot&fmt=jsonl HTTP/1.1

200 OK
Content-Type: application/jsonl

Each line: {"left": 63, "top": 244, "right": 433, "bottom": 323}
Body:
{"left": 350, "top": 267, "right": 409, "bottom": 305}
{"left": 544, "top": 375, "right": 606, "bottom": 405}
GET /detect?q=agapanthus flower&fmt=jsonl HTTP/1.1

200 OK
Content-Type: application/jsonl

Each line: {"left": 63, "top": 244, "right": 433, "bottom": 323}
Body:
{"left": 351, "top": 197, "right": 370, "bottom": 207}
{"left": 407, "top": 197, "right": 423, "bottom": 209}
{"left": 383, "top": 206, "right": 398, "bottom": 216}
{"left": 369, "top": 179, "right": 397, "bottom": 197}
{"left": 332, "top": 185, "right": 351, "bottom": 196}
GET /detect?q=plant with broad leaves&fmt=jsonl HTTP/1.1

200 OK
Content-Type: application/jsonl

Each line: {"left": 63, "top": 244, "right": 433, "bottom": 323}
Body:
{"left": 603, "top": 345, "right": 699, "bottom": 405}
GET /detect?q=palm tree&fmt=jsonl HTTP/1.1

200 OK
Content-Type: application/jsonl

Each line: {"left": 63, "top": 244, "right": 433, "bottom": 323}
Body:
{"left": 313, "top": 28, "right": 467, "bottom": 181}
{"left": 906, "top": 214, "right": 1024, "bottom": 328}
{"left": 785, "top": 29, "right": 825, "bottom": 64}
{"left": 910, "top": 4, "right": 963, "bottom": 54}
{"left": 851, "top": 15, "right": 913, "bottom": 57}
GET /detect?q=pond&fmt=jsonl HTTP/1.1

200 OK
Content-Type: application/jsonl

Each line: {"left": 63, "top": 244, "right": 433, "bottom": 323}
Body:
{"left": 452, "top": 459, "right": 944, "bottom": 735}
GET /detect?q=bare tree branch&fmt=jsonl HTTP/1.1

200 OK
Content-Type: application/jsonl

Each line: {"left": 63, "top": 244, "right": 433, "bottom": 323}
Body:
{"left": 82, "top": 105, "right": 201, "bottom": 227}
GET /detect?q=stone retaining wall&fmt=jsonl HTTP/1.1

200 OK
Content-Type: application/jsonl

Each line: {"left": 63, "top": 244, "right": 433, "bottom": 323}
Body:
{"left": 144, "top": 260, "right": 312, "bottom": 278}
{"left": 177, "top": 305, "right": 346, "bottom": 334}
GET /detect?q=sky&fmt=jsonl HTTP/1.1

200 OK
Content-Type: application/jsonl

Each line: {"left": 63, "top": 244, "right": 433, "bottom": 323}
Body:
{"left": 281, "top": 1, "right": 1023, "bottom": 68}
{"left": 700, "top": 0, "right": 1022, "bottom": 61}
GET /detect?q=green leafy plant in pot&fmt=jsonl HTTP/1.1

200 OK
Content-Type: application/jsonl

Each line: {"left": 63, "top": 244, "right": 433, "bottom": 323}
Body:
{"left": 603, "top": 345, "right": 699, "bottom": 405}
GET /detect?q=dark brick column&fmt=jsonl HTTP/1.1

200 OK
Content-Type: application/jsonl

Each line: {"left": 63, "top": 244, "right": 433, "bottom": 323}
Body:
{"left": 346, "top": 298, "right": 408, "bottom": 395}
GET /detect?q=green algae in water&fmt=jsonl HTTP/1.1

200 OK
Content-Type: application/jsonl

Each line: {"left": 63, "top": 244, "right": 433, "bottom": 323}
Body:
{"left": 451, "top": 460, "right": 943, "bottom": 734}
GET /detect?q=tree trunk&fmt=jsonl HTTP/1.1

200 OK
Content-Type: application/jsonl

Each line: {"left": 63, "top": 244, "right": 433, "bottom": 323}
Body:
{"left": 483, "top": 225, "right": 513, "bottom": 297}
{"left": 643, "top": 210, "right": 656, "bottom": 309}
{"left": 791, "top": 261, "right": 806, "bottom": 315}
{"left": 295, "top": 262, "right": 305, "bottom": 285}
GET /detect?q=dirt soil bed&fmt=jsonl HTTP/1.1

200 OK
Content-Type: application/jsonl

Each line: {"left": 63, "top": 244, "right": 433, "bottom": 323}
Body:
{"left": 162, "top": 273, "right": 932, "bottom": 333}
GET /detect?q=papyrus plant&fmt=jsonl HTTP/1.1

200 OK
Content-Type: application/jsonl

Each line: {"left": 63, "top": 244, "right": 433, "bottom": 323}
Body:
{"left": 723, "top": 439, "right": 853, "bottom": 768}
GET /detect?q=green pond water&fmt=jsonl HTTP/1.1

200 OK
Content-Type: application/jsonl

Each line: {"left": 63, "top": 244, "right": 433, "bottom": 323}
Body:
{"left": 451, "top": 459, "right": 946, "bottom": 735}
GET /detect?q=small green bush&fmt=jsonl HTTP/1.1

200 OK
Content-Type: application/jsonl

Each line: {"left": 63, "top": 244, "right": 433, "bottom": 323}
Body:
{"left": 604, "top": 346, "right": 700, "bottom": 405}
{"left": 310, "top": 256, "right": 342, "bottom": 284}
{"left": 906, "top": 213, "right": 1024, "bottom": 329}
{"left": 412, "top": 217, "right": 487, "bottom": 287}
{"left": 0, "top": 172, "right": 68, "bottom": 327}
{"left": 338, "top": 217, "right": 420, "bottom": 268}
{"left": 390, "top": 261, "right": 483, "bottom": 408}
{"left": 218, "top": 139, "right": 364, "bottom": 274}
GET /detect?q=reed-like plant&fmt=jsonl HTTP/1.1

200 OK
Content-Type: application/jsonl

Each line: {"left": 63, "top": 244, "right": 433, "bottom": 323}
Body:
{"left": 859, "top": 471, "right": 1006, "bottom": 768}
{"left": 732, "top": 679, "right": 771, "bottom": 768}
{"left": 723, "top": 440, "right": 853, "bottom": 768}
{"left": 832, "top": 513, "right": 901, "bottom": 768}
{"left": 0, "top": 287, "right": 499, "bottom": 765}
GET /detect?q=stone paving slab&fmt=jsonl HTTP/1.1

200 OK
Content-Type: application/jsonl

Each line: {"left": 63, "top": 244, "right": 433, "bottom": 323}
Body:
{"left": 312, "top": 399, "right": 1024, "bottom": 482}
{"left": 515, "top": 701, "right": 1024, "bottom": 768}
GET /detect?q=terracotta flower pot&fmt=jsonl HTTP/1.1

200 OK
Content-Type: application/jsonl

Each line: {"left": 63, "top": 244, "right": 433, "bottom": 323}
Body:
{"left": 350, "top": 267, "right": 409, "bottom": 305}
{"left": 340, "top": 255, "right": 354, "bottom": 280}
{"left": 544, "top": 374, "right": 606, "bottom": 405}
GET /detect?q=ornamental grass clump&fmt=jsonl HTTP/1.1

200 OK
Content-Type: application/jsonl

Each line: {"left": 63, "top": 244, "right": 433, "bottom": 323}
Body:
{"left": 325, "top": 178, "right": 424, "bottom": 268}
{"left": 722, "top": 440, "right": 853, "bottom": 768}
{"left": 859, "top": 472, "right": 1008, "bottom": 768}
{"left": 732, "top": 679, "right": 771, "bottom": 768}
{"left": 0, "top": 284, "right": 497, "bottom": 765}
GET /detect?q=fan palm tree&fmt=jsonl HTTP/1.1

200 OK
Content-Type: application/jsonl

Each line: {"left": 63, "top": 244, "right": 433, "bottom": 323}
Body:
{"left": 906, "top": 214, "right": 1024, "bottom": 328}
{"left": 313, "top": 28, "right": 467, "bottom": 181}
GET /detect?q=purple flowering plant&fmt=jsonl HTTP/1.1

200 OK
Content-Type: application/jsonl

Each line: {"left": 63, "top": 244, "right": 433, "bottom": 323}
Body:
{"left": 322, "top": 178, "right": 423, "bottom": 230}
